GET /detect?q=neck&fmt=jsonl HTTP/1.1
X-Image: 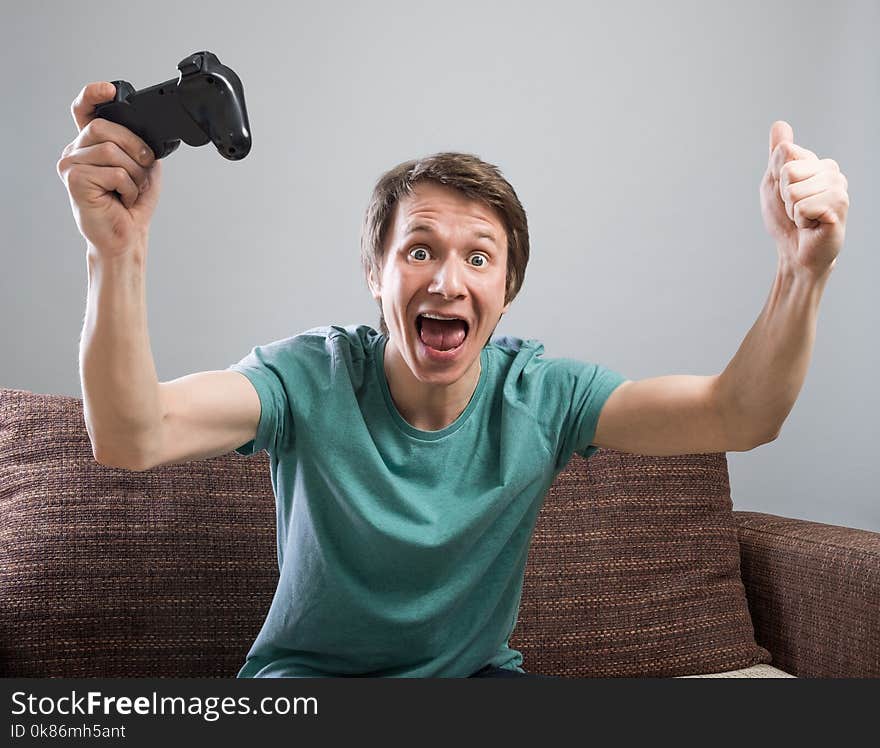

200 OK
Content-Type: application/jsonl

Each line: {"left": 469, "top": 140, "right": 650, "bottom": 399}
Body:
{"left": 383, "top": 338, "right": 482, "bottom": 432}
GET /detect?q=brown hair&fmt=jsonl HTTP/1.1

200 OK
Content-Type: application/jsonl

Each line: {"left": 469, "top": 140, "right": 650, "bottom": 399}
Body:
{"left": 360, "top": 152, "right": 530, "bottom": 336}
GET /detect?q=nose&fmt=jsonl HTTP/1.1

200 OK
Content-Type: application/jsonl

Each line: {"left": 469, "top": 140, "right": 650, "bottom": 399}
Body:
{"left": 427, "top": 255, "right": 467, "bottom": 300}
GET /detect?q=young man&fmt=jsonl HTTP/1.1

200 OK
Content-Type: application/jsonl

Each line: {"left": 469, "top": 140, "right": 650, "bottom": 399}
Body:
{"left": 63, "top": 83, "right": 848, "bottom": 677}
{"left": 225, "top": 154, "right": 628, "bottom": 678}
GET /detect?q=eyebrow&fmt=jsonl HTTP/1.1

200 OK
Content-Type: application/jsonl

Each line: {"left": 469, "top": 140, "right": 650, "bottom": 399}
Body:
{"left": 403, "top": 223, "right": 498, "bottom": 245}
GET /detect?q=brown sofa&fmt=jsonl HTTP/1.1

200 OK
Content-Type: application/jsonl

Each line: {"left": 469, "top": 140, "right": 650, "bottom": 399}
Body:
{"left": 1, "top": 387, "right": 877, "bottom": 678}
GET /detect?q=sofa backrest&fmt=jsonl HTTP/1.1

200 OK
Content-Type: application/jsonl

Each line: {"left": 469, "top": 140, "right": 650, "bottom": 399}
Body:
{"left": 0, "top": 388, "right": 769, "bottom": 677}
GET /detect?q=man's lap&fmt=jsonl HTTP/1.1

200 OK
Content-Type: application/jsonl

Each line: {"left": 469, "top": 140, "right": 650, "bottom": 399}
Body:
{"left": 468, "top": 665, "right": 558, "bottom": 678}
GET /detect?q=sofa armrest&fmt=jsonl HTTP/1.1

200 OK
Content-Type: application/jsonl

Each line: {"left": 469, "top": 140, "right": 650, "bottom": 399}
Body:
{"left": 733, "top": 511, "right": 880, "bottom": 677}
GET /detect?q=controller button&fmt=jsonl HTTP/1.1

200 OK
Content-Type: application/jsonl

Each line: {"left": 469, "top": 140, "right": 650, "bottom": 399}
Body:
{"left": 178, "top": 54, "right": 203, "bottom": 77}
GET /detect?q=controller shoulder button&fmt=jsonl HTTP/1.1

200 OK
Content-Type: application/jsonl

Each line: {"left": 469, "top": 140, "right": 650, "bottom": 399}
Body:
{"left": 177, "top": 54, "right": 204, "bottom": 77}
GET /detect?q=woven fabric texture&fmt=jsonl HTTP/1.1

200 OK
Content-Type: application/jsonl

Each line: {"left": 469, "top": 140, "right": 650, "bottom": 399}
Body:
{"left": 510, "top": 450, "right": 770, "bottom": 677}
{"left": 0, "top": 388, "right": 277, "bottom": 677}
{"left": 1, "top": 387, "right": 769, "bottom": 677}
{"left": 734, "top": 511, "right": 880, "bottom": 678}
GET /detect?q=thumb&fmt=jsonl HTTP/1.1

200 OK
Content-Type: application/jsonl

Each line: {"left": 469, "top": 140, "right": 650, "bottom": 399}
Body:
{"left": 769, "top": 120, "right": 794, "bottom": 158}
{"left": 72, "top": 81, "right": 117, "bottom": 132}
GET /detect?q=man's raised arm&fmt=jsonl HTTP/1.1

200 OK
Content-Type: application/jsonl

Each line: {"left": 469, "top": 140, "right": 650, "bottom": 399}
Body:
{"left": 592, "top": 121, "right": 849, "bottom": 457}
{"left": 716, "top": 120, "right": 849, "bottom": 442}
{"left": 57, "top": 81, "right": 165, "bottom": 465}
{"left": 60, "top": 82, "right": 260, "bottom": 470}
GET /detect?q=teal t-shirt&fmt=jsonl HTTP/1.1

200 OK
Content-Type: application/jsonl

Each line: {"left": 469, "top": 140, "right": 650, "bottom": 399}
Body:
{"left": 227, "top": 324, "right": 626, "bottom": 677}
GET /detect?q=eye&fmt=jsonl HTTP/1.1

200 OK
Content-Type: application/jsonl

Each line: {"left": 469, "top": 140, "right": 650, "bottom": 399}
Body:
{"left": 408, "top": 246, "right": 488, "bottom": 266}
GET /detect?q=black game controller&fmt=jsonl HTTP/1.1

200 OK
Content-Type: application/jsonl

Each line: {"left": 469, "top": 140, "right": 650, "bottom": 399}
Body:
{"left": 94, "top": 51, "right": 252, "bottom": 161}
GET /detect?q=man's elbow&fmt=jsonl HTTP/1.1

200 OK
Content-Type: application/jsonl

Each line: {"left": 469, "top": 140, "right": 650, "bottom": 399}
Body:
{"left": 92, "top": 444, "right": 150, "bottom": 472}
{"left": 739, "top": 426, "right": 781, "bottom": 452}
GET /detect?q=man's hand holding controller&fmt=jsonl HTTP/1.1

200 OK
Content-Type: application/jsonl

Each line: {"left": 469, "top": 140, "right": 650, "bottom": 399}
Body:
{"left": 57, "top": 51, "right": 252, "bottom": 258}
{"left": 57, "top": 81, "right": 161, "bottom": 259}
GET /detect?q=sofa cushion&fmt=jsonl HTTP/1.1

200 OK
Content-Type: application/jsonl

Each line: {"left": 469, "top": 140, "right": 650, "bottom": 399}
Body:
{"left": 0, "top": 388, "right": 278, "bottom": 677}
{"left": 0, "top": 388, "right": 770, "bottom": 677}
{"left": 510, "top": 450, "right": 772, "bottom": 676}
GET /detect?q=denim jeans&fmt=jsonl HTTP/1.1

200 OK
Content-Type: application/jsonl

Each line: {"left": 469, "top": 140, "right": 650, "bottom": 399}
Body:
{"left": 468, "top": 665, "right": 559, "bottom": 678}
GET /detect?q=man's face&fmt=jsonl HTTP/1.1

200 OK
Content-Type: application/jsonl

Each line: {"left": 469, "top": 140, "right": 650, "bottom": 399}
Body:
{"left": 368, "top": 181, "right": 511, "bottom": 386}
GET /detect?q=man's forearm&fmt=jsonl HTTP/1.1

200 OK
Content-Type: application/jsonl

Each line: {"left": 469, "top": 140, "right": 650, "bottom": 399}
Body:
{"left": 717, "top": 256, "right": 833, "bottom": 444}
{"left": 80, "top": 244, "right": 163, "bottom": 465}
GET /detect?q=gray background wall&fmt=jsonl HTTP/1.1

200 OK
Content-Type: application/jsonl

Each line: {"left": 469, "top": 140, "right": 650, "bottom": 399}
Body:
{"left": 2, "top": 0, "right": 877, "bottom": 531}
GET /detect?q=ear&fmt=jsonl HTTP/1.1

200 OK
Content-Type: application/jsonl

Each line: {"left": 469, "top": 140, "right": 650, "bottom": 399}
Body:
{"left": 500, "top": 299, "right": 511, "bottom": 315}
{"left": 367, "top": 266, "right": 381, "bottom": 301}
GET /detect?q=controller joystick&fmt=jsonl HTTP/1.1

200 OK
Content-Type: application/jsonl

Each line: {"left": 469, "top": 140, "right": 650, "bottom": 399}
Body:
{"left": 94, "top": 51, "right": 252, "bottom": 161}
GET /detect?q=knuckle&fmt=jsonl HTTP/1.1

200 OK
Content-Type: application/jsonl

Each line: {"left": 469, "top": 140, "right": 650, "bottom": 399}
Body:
{"left": 67, "top": 167, "right": 83, "bottom": 190}
{"left": 86, "top": 117, "right": 105, "bottom": 137}
{"left": 99, "top": 141, "right": 118, "bottom": 159}
{"left": 58, "top": 155, "right": 78, "bottom": 180}
{"left": 71, "top": 87, "right": 86, "bottom": 112}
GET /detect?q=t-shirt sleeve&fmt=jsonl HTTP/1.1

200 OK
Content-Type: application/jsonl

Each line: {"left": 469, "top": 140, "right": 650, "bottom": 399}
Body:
{"left": 226, "top": 342, "right": 294, "bottom": 457}
{"left": 552, "top": 358, "right": 628, "bottom": 465}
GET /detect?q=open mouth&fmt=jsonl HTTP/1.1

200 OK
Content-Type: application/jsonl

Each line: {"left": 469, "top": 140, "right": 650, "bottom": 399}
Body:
{"left": 415, "top": 314, "right": 470, "bottom": 352}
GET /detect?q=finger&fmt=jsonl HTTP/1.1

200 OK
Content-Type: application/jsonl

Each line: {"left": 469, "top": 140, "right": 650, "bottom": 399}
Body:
{"left": 67, "top": 162, "right": 140, "bottom": 211}
{"left": 792, "top": 191, "right": 845, "bottom": 229}
{"left": 70, "top": 81, "right": 117, "bottom": 133}
{"left": 781, "top": 172, "right": 832, "bottom": 223}
{"left": 768, "top": 120, "right": 794, "bottom": 158}
{"left": 60, "top": 141, "right": 151, "bottom": 193}
{"left": 779, "top": 159, "right": 843, "bottom": 217}
{"left": 768, "top": 141, "right": 818, "bottom": 181}
{"left": 779, "top": 157, "right": 831, "bottom": 192}
{"left": 75, "top": 116, "right": 155, "bottom": 170}
{"left": 779, "top": 157, "right": 825, "bottom": 202}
